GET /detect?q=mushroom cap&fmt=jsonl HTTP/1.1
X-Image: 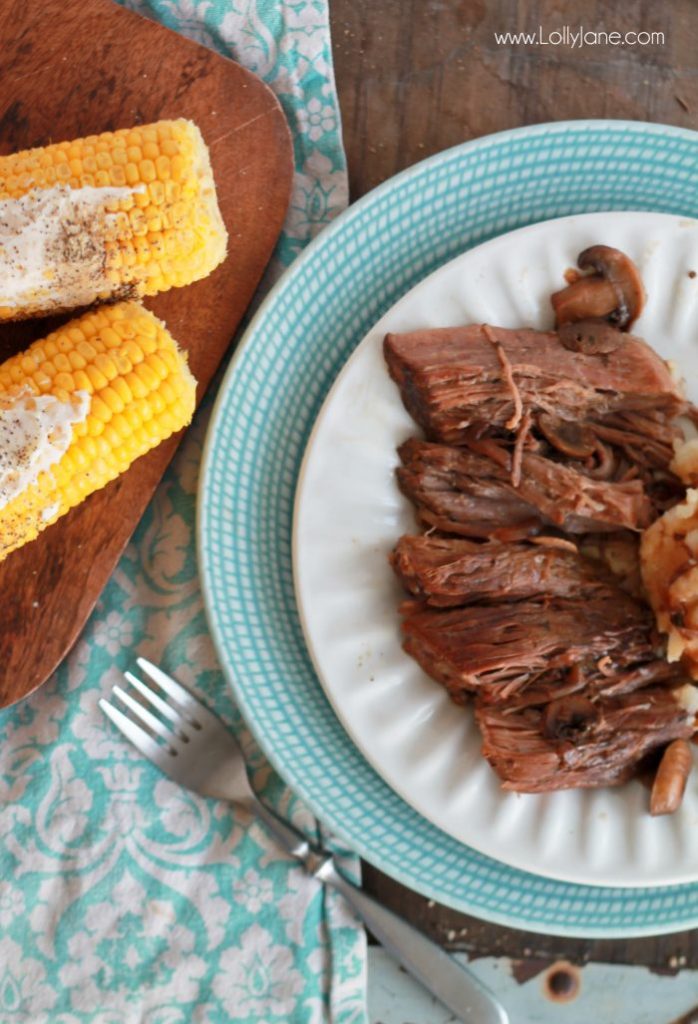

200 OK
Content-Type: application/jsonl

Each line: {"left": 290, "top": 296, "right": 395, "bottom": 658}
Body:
{"left": 577, "top": 245, "right": 646, "bottom": 329}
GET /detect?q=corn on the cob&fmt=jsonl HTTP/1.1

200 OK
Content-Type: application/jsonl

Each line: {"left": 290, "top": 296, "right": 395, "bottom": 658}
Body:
{"left": 0, "top": 301, "right": 196, "bottom": 561}
{"left": 0, "top": 119, "right": 227, "bottom": 320}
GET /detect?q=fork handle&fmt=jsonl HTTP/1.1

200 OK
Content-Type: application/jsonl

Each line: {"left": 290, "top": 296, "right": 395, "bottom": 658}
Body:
{"left": 244, "top": 796, "right": 312, "bottom": 860}
{"left": 316, "top": 857, "right": 508, "bottom": 1024}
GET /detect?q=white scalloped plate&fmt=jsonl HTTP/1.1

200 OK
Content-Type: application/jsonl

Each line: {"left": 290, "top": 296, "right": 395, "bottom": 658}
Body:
{"left": 293, "top": 211, "right": 698, "bottom": 889}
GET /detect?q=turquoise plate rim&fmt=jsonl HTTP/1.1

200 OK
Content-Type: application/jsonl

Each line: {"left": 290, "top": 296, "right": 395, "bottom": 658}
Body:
{"left": 197, "top": 119, "right": 698, "bottom": 938}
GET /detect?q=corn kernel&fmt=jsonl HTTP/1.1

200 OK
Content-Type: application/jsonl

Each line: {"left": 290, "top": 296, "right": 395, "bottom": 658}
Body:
{"left": 90, "top": 396, "right": 112, "bottom": 423}
{"left": 134, "top": 362, "right": 160, "bottom": 391}
{"left": 110, "top": 377, "right": 132, "bottom": 405}
{"left": 110, "top": 166, "right": 127, "bottom": 187}
{"left": 72, "top": 370, "right": 93, "bottom": 393}
{"left": 123, "top": 340, "right": 145, "bottom": 366}
{"left": 54, "top": 372, "right": 75, "bottom": 391}
{"left": 125, "top": 371, "right": 148, "bottom": 399}
{"left": 148, "top": 354, "right": 169, "bottom": 380}
{"left": 68, "top": 351, "right": 87, "bottom": 371}
{"left": 101, "top": 386, "right": 125, "bottom": 414}
{"left": 86, "top": 365, "right": 109, "bottom": 391}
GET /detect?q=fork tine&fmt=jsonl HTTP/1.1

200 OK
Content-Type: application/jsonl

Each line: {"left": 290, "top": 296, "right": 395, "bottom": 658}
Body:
{"left": 124, "top": 670, "right": 186, "bottom": 729}
{"left": 112, "top": 684, "right": 178, "bottom": 751}
{"left": 99, "top": 698, "right": 169, "bottom": 764}
{"left": 136, "top": 657, "right": 213, "bottom": 727}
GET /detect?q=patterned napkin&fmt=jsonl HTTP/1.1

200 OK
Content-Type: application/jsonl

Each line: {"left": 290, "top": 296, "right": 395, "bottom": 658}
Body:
{"left": 0, "top": 2, "right": 367, "bottom": 1021}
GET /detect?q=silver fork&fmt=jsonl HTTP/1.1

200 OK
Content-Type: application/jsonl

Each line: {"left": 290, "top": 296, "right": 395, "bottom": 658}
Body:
{"left": 100, "top": 658, "right": 508, "bottom": 1024}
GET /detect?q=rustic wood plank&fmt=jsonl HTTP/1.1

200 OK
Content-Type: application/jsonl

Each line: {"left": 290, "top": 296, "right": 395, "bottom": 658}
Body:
{"left": 362, "top": 863, "right": 698, "bottom": 971}
{"left": 0, "top": 0, "right": 292, "bottom": 707}
{"left": 332, "top": 0, "right": 695, "bottom": 199}
{"left": 331, "top": 0, "right": 698, "bottom": 968}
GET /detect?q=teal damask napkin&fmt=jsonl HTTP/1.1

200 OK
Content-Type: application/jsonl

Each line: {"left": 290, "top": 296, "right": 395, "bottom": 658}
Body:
{"left": 0, "top": 2, "right": 366, "bottom": 1021}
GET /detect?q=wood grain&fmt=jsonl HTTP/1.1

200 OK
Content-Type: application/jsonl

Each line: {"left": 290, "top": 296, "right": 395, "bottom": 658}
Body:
{"left": 331, "top": 0, "right": 698, "bottom": 972}
{"left": 332, "top": 0, "right": 695, "bottom": 200}
{"left": 0, "top": 0, "right": 292, "bottom": 707}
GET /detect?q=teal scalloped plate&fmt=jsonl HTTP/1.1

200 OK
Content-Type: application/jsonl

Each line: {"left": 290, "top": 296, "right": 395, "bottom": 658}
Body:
{"left": 198, "top": 120, "right": 698, "bottom": 938}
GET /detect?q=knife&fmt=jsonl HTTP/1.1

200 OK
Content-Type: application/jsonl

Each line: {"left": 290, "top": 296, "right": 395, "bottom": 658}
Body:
{"left": 253, "top": 797, "right": 509, "bottom": 1024}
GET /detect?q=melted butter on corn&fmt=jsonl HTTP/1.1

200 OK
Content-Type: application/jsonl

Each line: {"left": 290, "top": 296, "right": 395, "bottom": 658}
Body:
{"left": 0, "top": 389, "right": 90, "bottom": 510}
{"left": 0, "top": 301, "right": 196, "bottom": 562}
{"left": 0, "top": 119, "right": 227, "bottom": 321}
{"left": 0, "top": 185, "right": 142, "bottom": 311}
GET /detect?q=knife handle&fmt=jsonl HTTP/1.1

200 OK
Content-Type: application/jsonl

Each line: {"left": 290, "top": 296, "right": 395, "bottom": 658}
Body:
{"left": 315, "top": 856, "right": 509, "bottom": 1024}
{"left": 252, "top": 796, "right": 508, "bottom": 1024}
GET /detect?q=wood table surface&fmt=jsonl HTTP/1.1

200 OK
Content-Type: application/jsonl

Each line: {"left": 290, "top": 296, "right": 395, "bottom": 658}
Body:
{"left": 329, "top": 0, "right": 698, "bottom": 975}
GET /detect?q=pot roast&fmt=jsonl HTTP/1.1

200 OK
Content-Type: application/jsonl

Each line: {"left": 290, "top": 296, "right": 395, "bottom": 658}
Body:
{"left": 385, "top": 247, "right": 698, "bottom": 806}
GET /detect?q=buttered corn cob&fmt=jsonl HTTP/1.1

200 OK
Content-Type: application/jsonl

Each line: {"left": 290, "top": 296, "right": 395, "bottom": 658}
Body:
{"left": 0, "top": 119, "right": 227, "bottom": 320}
{"left": 0, "top": 302, "right": 196, "bottom": 561}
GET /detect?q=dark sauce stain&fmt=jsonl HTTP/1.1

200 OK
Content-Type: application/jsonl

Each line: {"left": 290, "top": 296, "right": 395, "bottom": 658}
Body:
{"left": 173, "top": 54, "right": 211, "bottom": 102}
{"left": 0, "top": 101, "right": 30, "bottom": 152}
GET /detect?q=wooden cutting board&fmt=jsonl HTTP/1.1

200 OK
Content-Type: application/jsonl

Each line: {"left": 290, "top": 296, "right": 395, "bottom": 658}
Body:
{"left": 0, "top": 0, "right": 293, "bottom": 707}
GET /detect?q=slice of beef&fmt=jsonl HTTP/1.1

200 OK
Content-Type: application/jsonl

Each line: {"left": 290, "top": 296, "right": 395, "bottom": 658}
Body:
{"left": 504, "top": 659, "right": 683, "bottom": 711}
{"left": 397, "top": 438, "right": 652, "bottom": 535}
{"left": 399, "top": 589, "right": 658, "bottom": 704}
{"left": 591, "top": 410, "right": 680, "bottom": 470}
{"left": 396, "top": 438, "right": 541, "bottom": 539}
{"left": 390, "top": 534, "right": 613, "bottom": 607}
{"left": 520, "top": 449, "right": 651, "bottom": 531}
{"left": 384, "top": 324, "right": 685, "bottom": 444}
{"left": 475, "top": 688, "right": 693, "bottom": 792}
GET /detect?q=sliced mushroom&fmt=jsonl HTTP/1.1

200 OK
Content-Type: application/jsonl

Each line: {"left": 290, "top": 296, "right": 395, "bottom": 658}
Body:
{"left": 578, "top": 246, "right": 645, "bottom": 328}
{"left": 557, "top": 318, "right": 626, "bottom": 355}
{"left": 551, "top": 278, "right": 620, "bottom": 326}
{"left": 586, "top": 440, "right": 616, "bottom": 480}
{"left": 538, "top": 413, "right": 597, "bottom": 459}
{"left": 650, "top": 739, "right": 693, "bottom": 815}
{"left": 541, "top": 694, "right": 600, "bottom": 743}
{"left": 551, "top": 245, "right": 646, "bottom": 330}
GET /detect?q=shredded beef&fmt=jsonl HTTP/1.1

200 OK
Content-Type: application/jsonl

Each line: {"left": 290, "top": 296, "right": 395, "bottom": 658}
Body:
{"left": 399, "top": 589, "right": 658, "bottom": 704}
{"left": 501, "top": 660, "right": 682, "bottom": 711}
{"left": 397, "top": 438, "right": 652, "bottom": 535}
{"left": 384, "top": 325, "right": 685, "bottom": 444}
{"left": 590, "top": 410, "right": 680, "bottom": 470}
{"left": 475, "top": 688, "right": 693, "bottom": 792}
{"left": 384, "top": 294, "right": 698, "bottom": 798}
{"left": 390, "top": 535, "right": 613, "bottom": 607}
